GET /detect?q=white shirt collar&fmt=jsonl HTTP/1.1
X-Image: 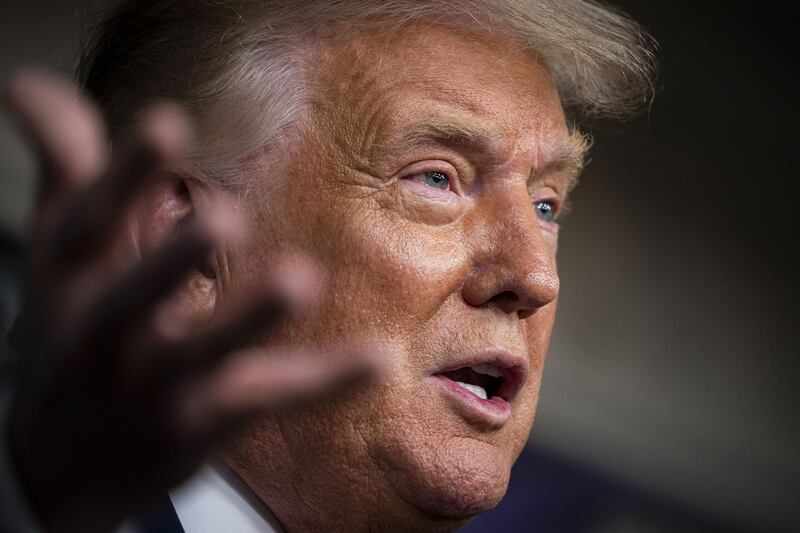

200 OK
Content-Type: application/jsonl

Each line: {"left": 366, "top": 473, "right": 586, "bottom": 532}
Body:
{"left": 169, "top": 463, "right": 284, "bottom": 533}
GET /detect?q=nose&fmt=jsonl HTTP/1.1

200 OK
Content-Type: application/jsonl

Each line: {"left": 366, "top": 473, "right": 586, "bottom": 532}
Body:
{"left": 462, "top": 202, "right": 559, "bottom": 319}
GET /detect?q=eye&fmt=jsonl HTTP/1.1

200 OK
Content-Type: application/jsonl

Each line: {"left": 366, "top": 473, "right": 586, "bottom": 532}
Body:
{"left": 416, "top": 171, "right": 450, "bottom": 191}
{"left": 534, "top": 200, "right": 557, "bottom": 222}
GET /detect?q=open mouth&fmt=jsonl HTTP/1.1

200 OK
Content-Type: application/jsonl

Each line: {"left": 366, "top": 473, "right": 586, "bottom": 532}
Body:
{"left": 431, "top": 353, "right": 526, "bottom": 426}
{"left": 438, "top": 363, "right": 504, "bottom": 401}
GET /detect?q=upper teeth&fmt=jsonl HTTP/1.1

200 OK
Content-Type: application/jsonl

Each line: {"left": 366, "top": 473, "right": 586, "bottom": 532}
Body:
{"left": 471, "top": 363, "right": 502, "bottom": 378}
{"left": 455, "top": 381, "right": 488, "bottom": 400}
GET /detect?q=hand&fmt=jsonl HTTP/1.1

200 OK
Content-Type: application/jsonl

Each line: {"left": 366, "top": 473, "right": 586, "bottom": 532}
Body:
{"left": 1, "top": 71, "right": 375, "bottom": 533}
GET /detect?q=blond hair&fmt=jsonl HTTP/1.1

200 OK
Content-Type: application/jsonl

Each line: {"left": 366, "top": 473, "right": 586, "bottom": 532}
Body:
{"left": 78, "top": 0, "right": 656, "bottom": 184}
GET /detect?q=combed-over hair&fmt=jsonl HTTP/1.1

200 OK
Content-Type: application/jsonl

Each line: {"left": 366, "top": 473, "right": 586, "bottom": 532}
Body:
{"left": 77, "top": 0, "right": 656, "bottom": 185}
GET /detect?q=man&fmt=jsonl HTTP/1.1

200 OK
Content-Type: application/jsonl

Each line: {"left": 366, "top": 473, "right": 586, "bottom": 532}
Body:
{"left": 0, "top": 0, "right": 655, "bottom": 531}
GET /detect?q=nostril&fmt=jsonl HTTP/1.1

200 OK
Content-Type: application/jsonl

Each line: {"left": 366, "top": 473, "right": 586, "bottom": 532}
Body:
{"left": 487, "top": 289, "right": 554, "bottom": 318}
{"left": 517, "top": 308, "right": 536, "bottom": 320}
{"left": 489, "top": 290, "right": 517, "bottom": 306}
{"left": 489, "top": 290, "right": 528, "bottom": 315}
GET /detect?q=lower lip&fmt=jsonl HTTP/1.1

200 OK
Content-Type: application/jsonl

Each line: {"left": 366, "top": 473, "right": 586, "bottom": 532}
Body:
{"left": 430, "top": 374, "right": 512, "bottom": 429}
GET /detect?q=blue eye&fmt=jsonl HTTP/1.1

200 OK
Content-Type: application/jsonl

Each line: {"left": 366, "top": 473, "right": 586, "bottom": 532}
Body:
{"left": 534, "top": 201, "right": 556, "bottom": 222}
{"left": 422, "top": 171, "right": 450, "bottom": 190}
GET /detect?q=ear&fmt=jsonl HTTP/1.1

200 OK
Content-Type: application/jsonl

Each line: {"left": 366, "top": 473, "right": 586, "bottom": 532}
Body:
{"left": 129, "top": 173, "right": 220, "bottom": 324}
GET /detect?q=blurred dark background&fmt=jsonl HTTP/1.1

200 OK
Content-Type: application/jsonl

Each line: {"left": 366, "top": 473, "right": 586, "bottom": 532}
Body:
{"left": 1, "top": 1, "right": 797, "bottom": 532}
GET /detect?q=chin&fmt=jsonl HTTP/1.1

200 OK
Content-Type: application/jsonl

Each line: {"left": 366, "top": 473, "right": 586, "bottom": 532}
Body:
{"left": 362, "top": 377, "right": 531, "bottom": 529}
{"left": 381, "top": 430, "right": 514, "bottom": 523}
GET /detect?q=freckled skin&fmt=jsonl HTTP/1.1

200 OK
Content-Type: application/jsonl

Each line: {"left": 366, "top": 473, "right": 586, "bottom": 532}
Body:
{"left": 223, "top": 21, "right": 572, "bottom": 532}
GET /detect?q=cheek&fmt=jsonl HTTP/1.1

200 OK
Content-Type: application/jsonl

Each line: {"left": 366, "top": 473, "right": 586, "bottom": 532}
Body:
{"left": 309, "top": 203, "right": 471, "bottom": 347}
{"left": 544, "top": 230, "right": 559, "bottom": 256}
{"left": 514, "top": 300, "right": 558, "bottom": 417}
{"left": 525, "top": 300, "right": 558, "bottom": 355}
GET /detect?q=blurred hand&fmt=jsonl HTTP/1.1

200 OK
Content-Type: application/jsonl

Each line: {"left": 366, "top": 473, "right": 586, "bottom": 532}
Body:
{"left": 1, "top": 71, "right": 374, "bottom": 533}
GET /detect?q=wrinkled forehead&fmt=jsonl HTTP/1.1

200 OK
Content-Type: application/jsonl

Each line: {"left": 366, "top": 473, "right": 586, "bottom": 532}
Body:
{"left": 308, "top": 20, "right": 569, "bottom": 159}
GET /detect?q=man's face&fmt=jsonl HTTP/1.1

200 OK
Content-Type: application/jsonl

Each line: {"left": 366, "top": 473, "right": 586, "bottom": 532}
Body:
{"left": 224, "top": 21, "right": 582, "bottom": 529}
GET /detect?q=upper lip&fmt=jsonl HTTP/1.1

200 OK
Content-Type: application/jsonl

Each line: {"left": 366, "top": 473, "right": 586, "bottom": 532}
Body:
{"left": 432, "top": 349, "right": 529, "bottom": 403}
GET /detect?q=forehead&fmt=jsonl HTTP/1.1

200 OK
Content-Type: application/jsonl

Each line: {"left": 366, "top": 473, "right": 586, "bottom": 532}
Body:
{"left": 311, "top": 20, "right": 569, "bottom": 159}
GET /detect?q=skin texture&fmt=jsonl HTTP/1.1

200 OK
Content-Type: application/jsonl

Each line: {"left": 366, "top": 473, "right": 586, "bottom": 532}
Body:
{"left": 2, "top": 16, "right": 585, "bottom": 533}
{"left": 221, "top": 21, "right": 583, "bottom": 532}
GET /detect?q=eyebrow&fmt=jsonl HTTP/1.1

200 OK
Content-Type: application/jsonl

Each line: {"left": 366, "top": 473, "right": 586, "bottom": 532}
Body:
{"left": 393, "top": 120, "right": 498, "bottom": 155}
{"left": 546, "top": 129, "right": 592, "bottom": 193}
{"left": 389, "top": 119, "right": 591, "bottom": 191}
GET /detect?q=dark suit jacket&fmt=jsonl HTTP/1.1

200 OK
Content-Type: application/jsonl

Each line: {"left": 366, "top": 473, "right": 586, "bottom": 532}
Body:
{"left": 138, "top": 496, "right": 185, "bottom": 533}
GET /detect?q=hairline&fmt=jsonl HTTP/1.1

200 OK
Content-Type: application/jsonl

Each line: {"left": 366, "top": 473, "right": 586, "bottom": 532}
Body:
{"left": 77, "top": 0, "right": 655, "bottom": 187}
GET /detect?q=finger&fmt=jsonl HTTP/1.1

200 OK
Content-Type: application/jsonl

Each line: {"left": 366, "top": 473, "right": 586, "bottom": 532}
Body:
{"left": 47, "top": 103, "right": 190, "bottom": 267}
{"left": 2, "top": 70, "right": 106, "bottom": 225}
{"left": 164, "top": 255, "right": 321, "bottom": 373}
{"left": 68, "top": 201, "right": 240, "bottom": 365}
{"left": 173, "top": 346, "right": 380, "bottom": 439}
